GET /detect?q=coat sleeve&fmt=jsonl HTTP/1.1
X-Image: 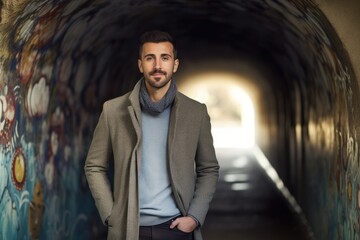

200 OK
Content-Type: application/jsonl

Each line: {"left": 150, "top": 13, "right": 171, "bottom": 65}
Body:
{"left": 84, "top": 102, "right": 114, "bottom": 224}
{"left": 187, "top": 104, "right": 220, "bottom": 225}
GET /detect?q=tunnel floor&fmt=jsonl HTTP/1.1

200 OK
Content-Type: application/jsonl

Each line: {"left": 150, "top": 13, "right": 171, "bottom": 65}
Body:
{"left": 201, "top": 148, "right": 313, "bottom": 240}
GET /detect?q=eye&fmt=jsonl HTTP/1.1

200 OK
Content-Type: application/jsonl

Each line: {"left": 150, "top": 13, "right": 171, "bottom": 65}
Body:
{"left": 162, "top": 56, "right": 170, "bottom": 61}
{"left": 145, "top": 56, "right": 153, "bottom": 61}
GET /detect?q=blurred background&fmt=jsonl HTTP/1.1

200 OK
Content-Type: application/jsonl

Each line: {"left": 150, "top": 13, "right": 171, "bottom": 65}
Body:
{"left": 0, "top": 0, "right": 359, "bottom": 239}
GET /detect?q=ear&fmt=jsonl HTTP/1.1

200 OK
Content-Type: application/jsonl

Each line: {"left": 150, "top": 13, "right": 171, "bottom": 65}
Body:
{"left": 173, "top": 59, "right": 179, "bottom": 73}
{"left": 138, "top": 59, "right": 143, "bottom": 73}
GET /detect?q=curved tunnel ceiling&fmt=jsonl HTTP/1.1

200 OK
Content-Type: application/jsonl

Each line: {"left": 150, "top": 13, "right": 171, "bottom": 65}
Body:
{"left": 4, "top": 0, "right": 358, "bottom": 99}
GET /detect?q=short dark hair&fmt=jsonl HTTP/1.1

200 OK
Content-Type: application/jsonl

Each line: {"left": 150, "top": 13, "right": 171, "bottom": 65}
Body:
{"left": 139, "top": 30, "right": 177, "bottom": 59}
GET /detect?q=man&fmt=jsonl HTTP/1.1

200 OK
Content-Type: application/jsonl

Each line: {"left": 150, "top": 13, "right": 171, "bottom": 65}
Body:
{"left": 84, "top": 30, "right": 219, "bottom": 240}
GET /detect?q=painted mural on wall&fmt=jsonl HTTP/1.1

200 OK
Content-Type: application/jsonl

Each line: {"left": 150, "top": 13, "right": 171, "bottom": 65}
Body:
{"left": 0, "top": 0, "right": 359, "bottom": 239}
{"left": 249, "top": 0, "right": 360, "bottom": 238}
{"left": 278, "top": 3, "right": 360, "bottom": 240}
{"left": 0, "top": 0, "right": 107, "bottom": 239}
{"left": 253, "top": 1, "right": 360, "bottom": 239}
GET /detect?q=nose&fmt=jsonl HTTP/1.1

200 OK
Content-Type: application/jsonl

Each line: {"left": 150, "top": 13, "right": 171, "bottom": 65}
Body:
{"left": 154, "top": 58, "right": 161, "bottom": 69}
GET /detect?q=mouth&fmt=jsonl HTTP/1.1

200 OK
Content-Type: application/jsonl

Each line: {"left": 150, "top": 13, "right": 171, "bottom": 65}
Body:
{"left": 152, "top": 73, "right": 164, "bottom": 77}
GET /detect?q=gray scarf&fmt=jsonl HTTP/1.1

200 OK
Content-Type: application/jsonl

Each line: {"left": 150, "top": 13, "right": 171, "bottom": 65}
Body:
{"left": 139, "top": 78, "right": 177, "bottom": 115}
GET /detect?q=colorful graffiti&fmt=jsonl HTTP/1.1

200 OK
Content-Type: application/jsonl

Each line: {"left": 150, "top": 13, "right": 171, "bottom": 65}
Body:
{"left": 273, "top": 1, "right": 360, "bottom": 239}
{"left": 0, "top": 0, "right": 106, "bottom": 239}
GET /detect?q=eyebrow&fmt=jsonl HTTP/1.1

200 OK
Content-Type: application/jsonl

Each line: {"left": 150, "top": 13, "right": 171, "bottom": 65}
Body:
{"left": 143, "top": 53, "right": 172, "bottom": 58}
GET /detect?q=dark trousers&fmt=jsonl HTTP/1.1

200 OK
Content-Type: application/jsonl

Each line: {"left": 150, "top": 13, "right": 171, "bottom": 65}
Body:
{"left": 139, "top": 219, "right": 193, "bottom": 240}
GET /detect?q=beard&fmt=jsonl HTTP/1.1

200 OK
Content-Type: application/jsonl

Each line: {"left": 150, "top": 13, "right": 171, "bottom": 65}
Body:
{"left": 145, "top": 70, "right": 173, "bottom": 89}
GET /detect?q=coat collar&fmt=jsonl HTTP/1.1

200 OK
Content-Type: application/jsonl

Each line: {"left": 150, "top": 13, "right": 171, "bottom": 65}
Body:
{"left": 128, "top": 80, "right": 142, "bottom": 143}
{"left": 128, "top": 80, "right": 142, "bottom": 119}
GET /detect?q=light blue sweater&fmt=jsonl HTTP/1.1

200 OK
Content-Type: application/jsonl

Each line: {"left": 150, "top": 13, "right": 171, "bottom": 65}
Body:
{"left": 139, "top": 107, "right": 181, "bottom": 226}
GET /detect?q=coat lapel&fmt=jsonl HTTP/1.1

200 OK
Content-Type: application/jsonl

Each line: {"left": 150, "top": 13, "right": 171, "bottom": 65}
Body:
{"left": 128, "top": 80, "right": 142, "bottom": 141}
{"left": 167, "top": 93, "right": 187, "bottom": 215}
{"left": 126, "top": 80, "right": 142, "bottom": 237}
{"left": 168, "top": 94, "right": 179, "bottom": 156}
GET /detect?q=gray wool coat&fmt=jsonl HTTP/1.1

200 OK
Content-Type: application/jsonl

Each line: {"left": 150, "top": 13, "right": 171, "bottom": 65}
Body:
{"left": 84, "top": 80, "right": 219, "bottom": 240}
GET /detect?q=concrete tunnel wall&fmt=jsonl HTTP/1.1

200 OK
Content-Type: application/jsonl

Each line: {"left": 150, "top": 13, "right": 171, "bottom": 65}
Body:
{"left": 0, "top": 0, "right": 359, "bottom": 239}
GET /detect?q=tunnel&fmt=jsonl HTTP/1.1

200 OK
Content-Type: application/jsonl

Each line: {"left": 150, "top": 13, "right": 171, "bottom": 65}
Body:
{"left": 0, "top": 0, "right": 359, "bottom": 239}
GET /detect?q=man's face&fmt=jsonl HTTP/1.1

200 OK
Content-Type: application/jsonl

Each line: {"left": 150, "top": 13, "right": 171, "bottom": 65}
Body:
{"left": 138, "top": 41, "right": 179, "bottom": 91}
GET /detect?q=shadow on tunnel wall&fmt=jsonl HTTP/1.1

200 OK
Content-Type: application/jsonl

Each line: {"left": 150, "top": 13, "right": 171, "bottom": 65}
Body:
{"left": 0, "top": 0, "right": 359, "bottom": 239}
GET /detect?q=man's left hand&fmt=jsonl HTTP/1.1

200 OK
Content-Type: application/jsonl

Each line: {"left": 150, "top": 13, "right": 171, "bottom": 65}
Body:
{"left": 169, "top": 216, "right": 197, "bottom": 233}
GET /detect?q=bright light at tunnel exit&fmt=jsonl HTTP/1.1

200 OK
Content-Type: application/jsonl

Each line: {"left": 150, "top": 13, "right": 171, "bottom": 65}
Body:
{"left": 178, "top": 73, "right": 255, "bottom": 149}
